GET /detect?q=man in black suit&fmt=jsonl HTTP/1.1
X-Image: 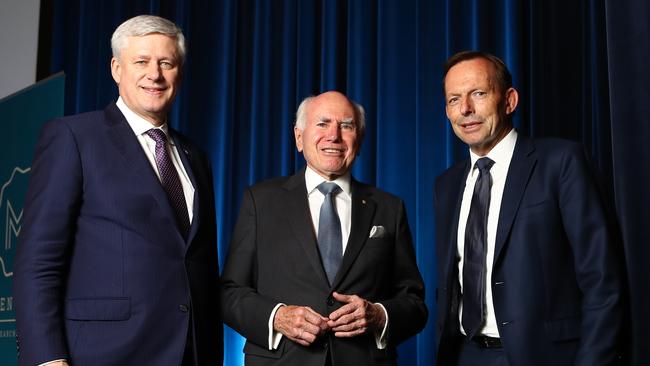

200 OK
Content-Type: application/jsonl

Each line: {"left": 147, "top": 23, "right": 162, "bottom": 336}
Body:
{"left": 434, "top": 51, "right": 621, "bottom": 365}
{"left": 221, "top": 91, "right": 427, "bottom": 365}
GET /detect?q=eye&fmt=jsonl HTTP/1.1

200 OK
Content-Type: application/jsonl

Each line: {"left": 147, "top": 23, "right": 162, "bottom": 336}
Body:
{"left": 447, "top": 97, "right": 459, "bottom": 106}
{"left": 472, "top": 91, "right": 487, "bottom": 98}
{"left": 340, "top": 122, "right": 355, "bottom": 130}
{"left": 316, "top": 121, "right": 327, "bottom": 128}
{"left": 160, "top": 61, "right": 174, "bottom": 70}
{"left": 134, "top": 60, "right": 147, "bottom": 66}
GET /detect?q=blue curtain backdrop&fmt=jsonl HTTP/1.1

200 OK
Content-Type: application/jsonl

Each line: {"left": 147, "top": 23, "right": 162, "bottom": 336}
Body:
{"left": 39, "top": 0, "right": 649, "bottom": 365}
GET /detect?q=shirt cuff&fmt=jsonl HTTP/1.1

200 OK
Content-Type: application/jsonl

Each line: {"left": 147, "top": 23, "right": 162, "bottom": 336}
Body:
{"left": 268, "top": 303, "right": 286, "bottom": 350}
{"left": 39, "top": 360, "right": 67, "bottom": 366}
{"left": 374, "top": 303, "right": 389, "bottom": 349}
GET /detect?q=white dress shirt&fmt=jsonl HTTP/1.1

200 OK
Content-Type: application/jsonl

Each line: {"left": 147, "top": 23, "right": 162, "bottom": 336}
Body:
{"left": 457, "top": 128, "right": 517, "bottom": 338}
{"left": 267, "top": 166, "right": 388, "bottom": 350}
{"left": 116, "top": 97, "right": 195, "bottom": 222}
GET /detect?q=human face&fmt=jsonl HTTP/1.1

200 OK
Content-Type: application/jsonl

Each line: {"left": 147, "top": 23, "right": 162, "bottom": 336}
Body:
{"left": 444, "top": 58, "right": 518, "bottom": 156}
{"left": 294, "top": 91, "right": 360, "bottom": 180}
{"left": 111, "top": 33, "right": 181, "bottom": 126}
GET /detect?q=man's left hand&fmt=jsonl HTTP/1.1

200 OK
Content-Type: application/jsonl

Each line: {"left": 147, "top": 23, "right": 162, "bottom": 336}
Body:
{"left": 327, "top": 292, "right": 386, "bottom": 337}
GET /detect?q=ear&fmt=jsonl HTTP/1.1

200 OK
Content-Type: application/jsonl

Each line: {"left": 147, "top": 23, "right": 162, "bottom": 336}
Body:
{"left": 110, "top": 57, "right": 122, "bottom": 84}
{"left": 504, "top": 87, "right": 519, "bottom": 115}
{"left": 294, "top": 127, "right": 303, "bottom": 152}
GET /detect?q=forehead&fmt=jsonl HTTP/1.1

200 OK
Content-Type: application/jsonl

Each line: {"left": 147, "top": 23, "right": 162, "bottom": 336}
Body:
{"left": 122, "top": 34, "right": 179, "bottom": 56}
{"left": 444, "top": 58, "right": 496, "bottom": 93}
{"left": 307, "top": 93, "right": 355, "bottom": 120}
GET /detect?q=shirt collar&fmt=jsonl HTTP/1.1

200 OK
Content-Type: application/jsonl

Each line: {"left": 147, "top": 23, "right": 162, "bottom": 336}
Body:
{"left": 305, "top": 166, "right": 352, "bottom": 197}
{"left": 116, "top": 97, "right": 171, "bottom": 138}
{"left": 469, "top": 128, "right": 518, "bottom": 174}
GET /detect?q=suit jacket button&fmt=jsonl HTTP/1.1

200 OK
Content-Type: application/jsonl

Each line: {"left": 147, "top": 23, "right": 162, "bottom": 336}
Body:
{"left": 327, "top": 296, "right": 335, "bottom": 306}
{"left": 179, "top": 304, "right": 189, "bottom": 312}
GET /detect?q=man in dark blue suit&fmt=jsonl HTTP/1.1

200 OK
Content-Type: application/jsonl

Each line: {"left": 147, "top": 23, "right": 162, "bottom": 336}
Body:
{"left": 434, "top": 51, "right": 622, "bottom": 365}
{"left": 13, "top": 15, "right": 222, "bottom": 365}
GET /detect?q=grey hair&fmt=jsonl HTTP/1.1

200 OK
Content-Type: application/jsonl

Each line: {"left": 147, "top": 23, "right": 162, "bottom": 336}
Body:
{"left": 295, "top": 95, "right": 366, "bottom": 143}
{"left": 111, "top": 15, "right": 186, "bottom": 64}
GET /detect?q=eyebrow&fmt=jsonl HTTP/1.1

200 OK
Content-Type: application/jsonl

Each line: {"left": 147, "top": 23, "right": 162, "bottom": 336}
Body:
{"left": 317, "top": 116, "right": 354, "bottom": 123}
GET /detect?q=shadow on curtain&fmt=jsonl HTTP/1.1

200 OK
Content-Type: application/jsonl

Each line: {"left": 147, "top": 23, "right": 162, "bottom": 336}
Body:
{"left": 39, "top": 0, "right": 647, "bottom": 364}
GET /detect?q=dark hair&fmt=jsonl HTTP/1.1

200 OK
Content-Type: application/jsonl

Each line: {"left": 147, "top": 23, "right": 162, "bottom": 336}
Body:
{"left": 443, "top": 51, "right": 513, "bottom": 93}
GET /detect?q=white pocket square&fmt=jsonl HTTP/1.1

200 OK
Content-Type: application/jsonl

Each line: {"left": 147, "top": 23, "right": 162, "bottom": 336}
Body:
{"left": 369, "top": 225, "right": 386, "bottom": 238}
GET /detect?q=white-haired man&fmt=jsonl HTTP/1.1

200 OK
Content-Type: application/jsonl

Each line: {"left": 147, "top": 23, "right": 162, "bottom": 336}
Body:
{"left": 221, "top": 91, "right": 427, "bottom": 365}
{"left": 14, "top": 15, "right": 222, "bottom": 366}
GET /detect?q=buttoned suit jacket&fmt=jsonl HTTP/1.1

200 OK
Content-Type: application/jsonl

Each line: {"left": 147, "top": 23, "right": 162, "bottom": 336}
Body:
{"left": 14, "top": 103, "right": 222, "bottom": 365}
{"left": 221, "top": 170, "right": 427, "bottom": 366}
{"left": 434, "top": 135, "right": 621, "bottom": 366}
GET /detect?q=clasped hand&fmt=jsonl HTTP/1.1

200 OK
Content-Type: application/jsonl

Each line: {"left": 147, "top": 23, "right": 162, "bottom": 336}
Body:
{"left": 273, "top": 292, "right": 386, "bottom": 346}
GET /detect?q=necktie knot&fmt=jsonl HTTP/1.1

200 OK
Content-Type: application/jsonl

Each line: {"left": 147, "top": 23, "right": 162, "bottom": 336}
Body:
{"left": 317, "top": 182, "right": 341, "bottom": 196}
{"left": 146, "top": 128, "right": 167, "bottom": 145}
{"left": 475, "top": 157, "right": 495, "bottom": 174}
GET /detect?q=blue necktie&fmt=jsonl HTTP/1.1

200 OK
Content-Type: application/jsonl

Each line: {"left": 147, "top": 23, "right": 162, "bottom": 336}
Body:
{"left": 317, "top": 182, "right": 343, "bottom": 285}
{"left": 146, "top": 129, "right": 190, "bottom": 237}
{"left": 462, "top": 157, "right": 495, "bottom": 339}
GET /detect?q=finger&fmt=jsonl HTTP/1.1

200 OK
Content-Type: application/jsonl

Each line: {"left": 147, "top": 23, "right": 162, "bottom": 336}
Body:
{"left": 333, "top": 326, "right": 367, "bottom": 338}
{"left": 331, "top": 317, "right": 369, "bottom": 332}
{"left": 328, "top": 302, "right": 358, "bottom": 321}
{"left": 328, "top": 311, "right": 359, "bottom": 328}
{"left": 288, "top": 326, "right": 316, "bottom": 346}
{"left": 302, "top": 307, "right": 328, "bottom": 326}
{"left": 300, "top": 322, "right": 323, "bottom": 337}
{"left": 331, "top": 292, "right": 353, "bottom": 303}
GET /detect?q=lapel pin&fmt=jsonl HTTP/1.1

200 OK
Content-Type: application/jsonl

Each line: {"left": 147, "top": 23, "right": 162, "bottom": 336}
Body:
{"left": 362, "top": 199, "right": 366, "bottom": 205}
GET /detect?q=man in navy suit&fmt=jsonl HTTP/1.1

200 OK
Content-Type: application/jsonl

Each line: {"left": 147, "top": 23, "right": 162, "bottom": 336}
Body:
{"left": 434, "top": 51, "right": 622, "bottom": 365}
{"left": 13, "top": 15, "right": 222, "bottom": 365}
{"left": 221, "top": 91, "right": 427, "bottom": 365}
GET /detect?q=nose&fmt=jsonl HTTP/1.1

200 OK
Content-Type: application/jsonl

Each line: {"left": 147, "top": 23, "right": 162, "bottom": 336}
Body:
{"left": 459, "top": 95, "right": 474, "bottom": 116}
{"left": 326, "top": 123, "right": 342, "bottom": 141}
{"left": 146, "top": 63, "right": 163, "bottom": 81}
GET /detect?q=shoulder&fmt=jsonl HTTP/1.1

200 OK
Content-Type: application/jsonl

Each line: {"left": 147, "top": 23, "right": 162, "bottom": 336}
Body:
{"left": 526, "top": 136, "right": 583, "bottom": 155}
{"left": 44, "top": 109, "right": 106, "bottom": 131}
{"left": 249, "top": 175, "right": 295, "bottom": 193}
{"left": 169, "top": 129, "right": 210, "bottom": 161}
{"left": 435, "top": 159, "right": 469, "bottom": 190}
{"left": 516, "top": 136, "right": 597, "bottom": 186}
{"left": 353, "top": 180, "right": 403, "bottom": 206}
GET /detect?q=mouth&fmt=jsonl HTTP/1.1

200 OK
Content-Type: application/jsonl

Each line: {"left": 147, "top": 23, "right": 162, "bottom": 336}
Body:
{"left": 140, "top": 86, "right": 167, "bottom": 95}
{"left": 459, "top": 120, "right": 483, "bottom": 131}
{"left": 320, "top": 147, "right": 346, "bottom": 155}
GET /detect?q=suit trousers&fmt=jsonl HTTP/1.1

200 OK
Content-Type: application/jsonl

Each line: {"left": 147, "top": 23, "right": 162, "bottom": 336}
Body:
{"left": 457, "top": 338, "right": 509, "bottom": 366}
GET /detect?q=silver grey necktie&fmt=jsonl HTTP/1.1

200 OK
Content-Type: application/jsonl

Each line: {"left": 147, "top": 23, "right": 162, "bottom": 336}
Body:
{"left": 317, "top": 182, "right": 343, "bottom": 285}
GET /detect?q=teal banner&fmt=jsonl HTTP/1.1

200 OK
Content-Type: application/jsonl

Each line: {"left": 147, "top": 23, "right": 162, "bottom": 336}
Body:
{"left": 0, "top": 73, "right": 65, "bottom": 364}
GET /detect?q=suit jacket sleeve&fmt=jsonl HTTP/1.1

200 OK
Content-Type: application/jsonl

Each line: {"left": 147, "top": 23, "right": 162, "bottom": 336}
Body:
{"left": 559, "top": 144, "right": 622, "bottom": 365}
{"left": 220, "top": 188, "right": 280, "bottom": 347}
{"left": 14, "top": 120, "right": 82, "bottom": 364}
{"left": 377, "top": 200, "right": 428, "bottom": 345}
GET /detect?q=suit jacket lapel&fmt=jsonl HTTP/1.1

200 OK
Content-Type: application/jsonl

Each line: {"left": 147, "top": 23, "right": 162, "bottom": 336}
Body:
{"left": 171, "top": 132, "right": 200, "bottom": 245}
{"left": 332, "top": 181, "right": 376, "bottom": 288}
{"left": 103, "top": 103, "right": 184, "bottom": 243}
{"left": 282, "top": 171, "right": 330, "bottom": 287}
{"left": 493, "top": 136, "right": 537, "bottom": 265}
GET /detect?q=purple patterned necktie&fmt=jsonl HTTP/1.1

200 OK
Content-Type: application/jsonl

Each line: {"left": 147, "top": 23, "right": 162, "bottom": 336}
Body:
{"left": 146, "top": 128, "right": 190, "bottom": 236}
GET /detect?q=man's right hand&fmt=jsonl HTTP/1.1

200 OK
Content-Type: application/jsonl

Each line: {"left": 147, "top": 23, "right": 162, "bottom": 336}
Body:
{"left": 273, "top": 305, "right": 330, "bottom": 346}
